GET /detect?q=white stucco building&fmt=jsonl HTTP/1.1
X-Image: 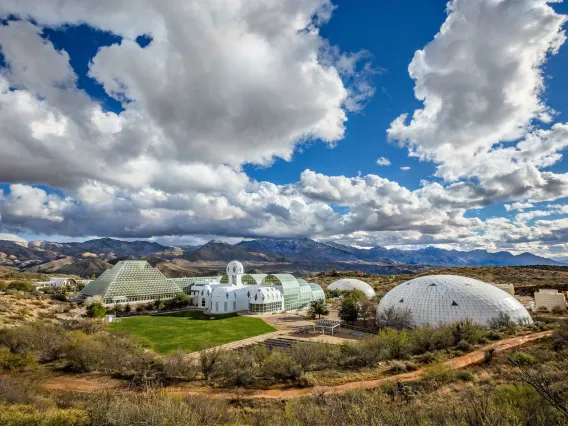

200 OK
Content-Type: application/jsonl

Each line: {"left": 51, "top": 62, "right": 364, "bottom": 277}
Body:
{"left": 534, "top": 289, "right": 567, "bottom": 311}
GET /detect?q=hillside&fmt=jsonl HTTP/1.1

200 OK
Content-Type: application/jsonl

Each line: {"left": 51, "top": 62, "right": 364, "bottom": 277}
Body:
{"left": 0, "top": 236, "right": 565, "bottom": 277}
{"left": 309, "top": 265, "right": 568, "bottom": 295}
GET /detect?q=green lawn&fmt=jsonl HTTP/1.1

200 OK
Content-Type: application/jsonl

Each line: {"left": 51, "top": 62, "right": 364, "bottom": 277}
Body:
{"left": 108, "top": 311, "right": 276, "bottom": 354}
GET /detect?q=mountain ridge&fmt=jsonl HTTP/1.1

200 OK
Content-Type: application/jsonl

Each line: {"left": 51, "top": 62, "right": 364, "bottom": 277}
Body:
{"left": 0, "top": 236, "right": 563, "bottom": 277}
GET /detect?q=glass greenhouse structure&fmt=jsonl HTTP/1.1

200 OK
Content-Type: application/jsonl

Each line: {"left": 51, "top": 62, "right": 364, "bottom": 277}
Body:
{"left": 80, "top": 260, "right": 182, "bottom": 304}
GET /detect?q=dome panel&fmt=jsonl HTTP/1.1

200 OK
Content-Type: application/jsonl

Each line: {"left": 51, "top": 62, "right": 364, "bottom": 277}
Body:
{"left": 377, "top": 275, "right": 533, "bottom": 327}
{"left": 329, "top": 278, "right": 375, "bottom": 298}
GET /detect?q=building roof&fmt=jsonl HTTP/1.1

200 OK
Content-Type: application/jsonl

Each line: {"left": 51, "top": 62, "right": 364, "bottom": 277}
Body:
{"left": 378, "top": 275, "right": 533, "bottom": 327}
{"left": 80, "top": 260, "right": 181, "bottom": 300}
{"left": 329, "top": 278, "right": 376, "bottom": 298}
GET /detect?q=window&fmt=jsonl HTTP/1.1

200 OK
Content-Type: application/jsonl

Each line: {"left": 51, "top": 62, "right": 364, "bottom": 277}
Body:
{"left": 233, "top": 301, "right": 237, "bottom": 311}
{"left": 202, "top": 298, "right": 206, "bottom": 307}
{"left": 215, "top": 302, "right": 219, "bottom": 312}
{"left": 224, "top": 302, "right": 228, "bottom": 312}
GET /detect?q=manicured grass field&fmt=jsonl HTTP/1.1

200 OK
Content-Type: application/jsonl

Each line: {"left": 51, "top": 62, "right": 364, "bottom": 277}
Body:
{"left": 108, "top": 311, "right": 276, "bottom": 354}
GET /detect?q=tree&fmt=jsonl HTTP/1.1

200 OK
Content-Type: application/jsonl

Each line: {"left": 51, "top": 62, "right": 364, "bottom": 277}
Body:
{"left": 173, "top": 292, "right": 190, "bottom": 308}
{"left": 85, "top": 302, "right": 106, "bottom": 318}
{"left": 377, "top": 306, "right": 413, "bottom": 330}
{"left": 308, "top": 299, "right": 329, "bottom": 319}
{"left": 124, "top": 304, "right": 131, "bottom": 314}
{"left": 7, "top": 281, "right": 34, "bottom": 292}
{"left": 359, "top": 300, "right": 377, "bottom": 328}
{"left": 339, "top": 297, "right": 359, "bottom": 324}
{"left": 154, "top": 299, "right": 165, "bottom": 310}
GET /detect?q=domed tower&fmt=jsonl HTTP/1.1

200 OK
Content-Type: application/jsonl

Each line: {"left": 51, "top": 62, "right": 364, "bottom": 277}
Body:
{"left": 226, "top": 260, "right": 244, "bottom": 286}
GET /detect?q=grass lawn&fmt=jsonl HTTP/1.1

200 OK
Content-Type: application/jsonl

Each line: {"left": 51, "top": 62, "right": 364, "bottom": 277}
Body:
{"left": 108, "top": 311, "right": 276, "bottom": 354}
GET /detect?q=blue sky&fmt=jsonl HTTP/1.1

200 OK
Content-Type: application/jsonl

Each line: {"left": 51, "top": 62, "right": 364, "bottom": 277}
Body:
{"left": 1, "top": 0, "right": 568, "bottom": 258}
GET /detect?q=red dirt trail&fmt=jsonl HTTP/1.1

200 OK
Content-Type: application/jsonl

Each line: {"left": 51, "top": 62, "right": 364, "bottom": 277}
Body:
{"left": 44, "top": 330, "right": 552, "bottom": 400}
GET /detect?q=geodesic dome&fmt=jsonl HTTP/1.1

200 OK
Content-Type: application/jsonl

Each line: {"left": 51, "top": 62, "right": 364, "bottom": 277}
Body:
{"left": 377, "top": 275, "right": 533, "bottom": 327}
{"left": 329, "top": 278, "right": 376, "bottom": 298}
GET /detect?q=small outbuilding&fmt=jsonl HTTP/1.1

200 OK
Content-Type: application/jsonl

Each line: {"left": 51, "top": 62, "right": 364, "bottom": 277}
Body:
{"left": 534, "top": 289, "right": 567, "bottom": 311}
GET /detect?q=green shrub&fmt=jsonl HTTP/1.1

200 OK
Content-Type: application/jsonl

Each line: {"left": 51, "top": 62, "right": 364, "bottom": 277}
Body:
{"left": 0, "top": 404, "right": 89, "bottom": 426}
{"left": 508, "top": 352, "right": 537, "bottom": 366}
{"left": 262, "top": 350, "right": 302, "bottom": 381}
{"left": 551, "top": 306, "right": 566, "bottom": 315}
{"left": 422, "top": 364, "right": 457, "bottom": 386}
{"left": 389, "top": 360, "right": 407, "bottom": 373}
{"left": 456, "top": 339, "right": 471, "bottom": 351}
{"left": 455, "top": 370, "right": 474, "bottom": 382}
{"left": 0, "top": 349, "right": 39, "bottom": 373}
{"left": 6, "top": 281, "right": 34, "bottom": 292}
{"left": 85, "top": 302, "right": 106, "bottom": 318}
{"left": 486, "top": 330, "right": 502, "bottom": 341}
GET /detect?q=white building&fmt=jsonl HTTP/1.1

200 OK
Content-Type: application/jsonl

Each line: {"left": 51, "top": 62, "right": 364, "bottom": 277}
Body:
{"left": 328, "top": 278, "right": 376, "bottom": 298}
{"left": 188, "top": 260, "right": 325, "bottom": 315}
{"left": 490, "top": 283, "right": 515, "bottom": 296}
{"left": 377, "top": 275, "right": 533, "bottom": 327}
{"left": 534, "top": 289, "right": 567, "bottom": 311}
{"left": 33, "top": 277, "right": 77, "bottom": 289}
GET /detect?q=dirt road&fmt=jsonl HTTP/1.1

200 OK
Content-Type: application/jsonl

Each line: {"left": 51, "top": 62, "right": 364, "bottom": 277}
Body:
{"left": 44, "top": 330, "right": 552, "bottom": 399}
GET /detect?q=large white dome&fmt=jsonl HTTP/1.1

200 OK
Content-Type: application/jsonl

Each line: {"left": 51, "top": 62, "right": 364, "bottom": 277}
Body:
{"left": 377, "top": 275, "right": 532, "bottom": 327}
{"left": 329, "top": 278, "right": 376, "bottom": 298}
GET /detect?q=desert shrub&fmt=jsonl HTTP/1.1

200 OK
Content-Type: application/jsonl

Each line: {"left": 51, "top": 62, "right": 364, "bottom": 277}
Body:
{"left": 537, "top": 306, "right": 549, "bottom": 312}
{"left": 414, "top": 351, "right": 439, "bottom": 364}
{"left": 377, "top": 306, "right": 413, "bottom": 330}
{"left": 87, "top": 393, "right": 234, "bottom": 426}
{"left": 210, "top": 349, "right": 256, "bottom": 386}
{"left": 492, "top": 384, "right": 546, "bottom": 422}
{"left": 410, "top": 324, "right": 453, "bottom": 353}
{"left": 162, "top": 352, "right": 199, "bottom": 381}
{"left": 7, "top": 281, "right": 34, "bottom": 292}
{"left": 486, "top": 330, "right": 502, "bottom": 340}
{"left": 85, "top": 302, "right": 106, "bottom": 318}
{"left": 389, "top": 360, "right": 407, "bottom": 373}
{"left": 198, "top": 346, "right": 223, "bottom": 381}
{"left": 297, "top": 373, "right": 316, "bottom": 388}
{"left": 422, "top": 364, "right": 457, "bottom": 386}
{"left": 552, "top": 305, "right": 566, "bottom": 315}
{"left": 0, "top": 404, "right": 89, "bottom": 426}
{"left": 288, "top": 342, "right": 339, "bottom": 372}
{"left": 52, "top": 293, "right": 67, "bottom": 302}
{"left": 378, "top": 329, "right": 411, "bottom": 360}
{"left": 484, "top": 348, "right": 495, "bottom": 364}
{"left": 455, "top": 370, "right": 474, "bottom": 382}
{"left": 262, "top": 350, "right": 301, "bottom": 381}
{"left": 0, "top": 349, "right": 39, "bottom": 373}
{"left": 61, "top": 319, "right": 106, "bottom": 335}
{"left": 488, "top": 312, "right": 516, "bottom": 329}
{"left": 341, "top": 337, "right": 381, "bottom": 367}
{"left": 508, "top": 352, "right": 537, "bottom": 366}
{"left": 0, "top": 376, "right": 44, "bottom": 406}
{"left": 551, "top": 322, "right": 568, "bottom": 350}
{"left": 456, "top": 339, "right": 471, "bottom": 352}
{"left": 63, "top": 331, "right": 106, "bottom": 372}
{"left": 450, "top": 319, "right": 485, "bottom": 345}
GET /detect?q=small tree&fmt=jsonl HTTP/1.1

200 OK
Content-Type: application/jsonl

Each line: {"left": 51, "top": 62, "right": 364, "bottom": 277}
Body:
{"left": 308, "top": 299, "right": 329, "bottom": 319}
{"left": 339, "top": 297, "right": 359, "bottom": 324}
{"left": 85, "top": 302, "right": 106, "bottom": 318}
{"left": 199, "top": 345, "right": 222, "bottom": 381}
{"left": 377, "top": 306, "right": 413, "bottom": 330}
{"left": 359, "top": 300, "right": 377, "bottom": 328}
{"left": 124, "top": 303, "right": 131, "bottom": 314}
{"left": 173, "top": 292, "right": 190, "bottom": 308}
{"left": 154, "top": 299, "right": 165, "bottom": 310}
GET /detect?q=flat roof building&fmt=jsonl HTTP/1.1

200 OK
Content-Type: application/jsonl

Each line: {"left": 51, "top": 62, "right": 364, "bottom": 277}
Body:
{"left": 534, "top": 289, "right": 567, "bottom": 311}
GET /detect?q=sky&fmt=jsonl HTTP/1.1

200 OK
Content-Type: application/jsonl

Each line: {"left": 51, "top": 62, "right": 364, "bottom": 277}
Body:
{"left": 1, "top": 0, "right": 568, "bottom": 258}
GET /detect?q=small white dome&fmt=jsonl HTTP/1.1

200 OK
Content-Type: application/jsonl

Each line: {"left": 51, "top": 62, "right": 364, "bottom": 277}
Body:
{"left": 329, "top": 278, "right": 376, "bottom": 298}
{"left": 377, "top": 275, "right": 533, "bottom": 327}
{"left": 226, "top": 260, "right": 244, "bottom": 275}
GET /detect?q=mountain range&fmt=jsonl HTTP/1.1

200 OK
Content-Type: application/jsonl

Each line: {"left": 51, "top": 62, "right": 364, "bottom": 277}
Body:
{"left": 0, "top": 237, "right": 563, "bottom": 278}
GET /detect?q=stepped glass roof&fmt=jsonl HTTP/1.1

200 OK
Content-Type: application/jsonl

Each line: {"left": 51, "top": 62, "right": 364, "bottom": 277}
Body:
{"left": 80, "top": 260, "right": 181, "bottom": 302}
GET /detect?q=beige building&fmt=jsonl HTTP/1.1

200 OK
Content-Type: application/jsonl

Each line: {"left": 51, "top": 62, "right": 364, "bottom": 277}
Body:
{"left": 490, "top": 283, "right": 515, "bottom": 296}
{"left": 534, "top": 289, "right": 567, "bottom": 311}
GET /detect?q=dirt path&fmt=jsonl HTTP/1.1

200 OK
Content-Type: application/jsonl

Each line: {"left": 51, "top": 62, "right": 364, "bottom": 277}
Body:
{"left": 44, "top": 330, "right": 552, "bottom": 399}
